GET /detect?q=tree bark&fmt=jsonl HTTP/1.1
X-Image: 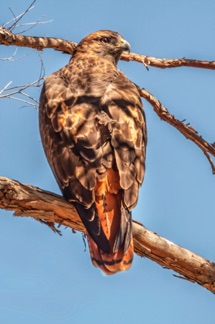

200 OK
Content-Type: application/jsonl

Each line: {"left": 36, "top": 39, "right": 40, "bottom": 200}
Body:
{"left": 1, "top": 27, "right": 215, "bottom": 70}
{"left": 0, "top": 176, "right": 215, "bottom": 294}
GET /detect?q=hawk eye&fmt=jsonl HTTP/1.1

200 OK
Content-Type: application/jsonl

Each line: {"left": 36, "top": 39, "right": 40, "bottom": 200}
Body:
{"left": 100, "top": 37, "right": 110, "bottom": 43}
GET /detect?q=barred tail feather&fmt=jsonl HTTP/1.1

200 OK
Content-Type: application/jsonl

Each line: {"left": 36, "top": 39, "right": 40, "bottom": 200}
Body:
{"left": 88, "top": 235, "right": 133, "bottom": 275}
{"left": 87, "top": 169, "right": 134, "bottom": 274}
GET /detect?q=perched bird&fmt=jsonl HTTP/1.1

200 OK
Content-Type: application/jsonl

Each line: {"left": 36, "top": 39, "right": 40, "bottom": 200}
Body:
{"left": 39, "top": 30, "right": 147, "bottom": 274}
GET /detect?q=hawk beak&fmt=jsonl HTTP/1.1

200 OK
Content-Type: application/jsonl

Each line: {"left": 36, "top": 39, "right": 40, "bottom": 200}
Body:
{"left": 119, "top": 38, "right": 131, "bottom": 53}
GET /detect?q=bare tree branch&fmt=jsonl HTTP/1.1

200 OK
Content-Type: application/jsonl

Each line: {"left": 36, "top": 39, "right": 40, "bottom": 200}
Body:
{"left": 0, "top": 48, "right": 18, "bottom": 61}
{"left": 0, "top": 27, "right": 76, "bottom": 54}
{"left": 138, "top": 87, "right": 215, "bottom": 173}
{"left": 3, "top": 1, "right": 52, "bottom": 36}
{"left": 0, "top": 49, "right": 45, "bottom": 108}
{"left": 0, "top": 176, "right": 215, "bottom": 293}
{"left": 7, "top": 0, "right": 37, "bottom": 31}
{"left": 0, "top": 78, "right": 43, "bottom": 108}
{"left": 121, "top": 52, "right": 215, "bottom": 70}
{"left": 1, "top": 27, "right": 215, "bottom": 70}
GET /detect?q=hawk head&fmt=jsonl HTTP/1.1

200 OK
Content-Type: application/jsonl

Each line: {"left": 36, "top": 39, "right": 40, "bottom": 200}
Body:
{"left": 73, "top": 30, "right": 131, "bottom": 64}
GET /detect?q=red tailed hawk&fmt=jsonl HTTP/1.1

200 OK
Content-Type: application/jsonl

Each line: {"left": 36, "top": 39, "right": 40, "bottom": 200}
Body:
{"left": 39, "top": 30, "right": 147, "bottom": 274}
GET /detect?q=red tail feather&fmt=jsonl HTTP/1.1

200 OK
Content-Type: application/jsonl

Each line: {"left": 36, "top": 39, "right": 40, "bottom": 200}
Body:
{"left": 87, "top": 169, "right": 133, "bottom": 274}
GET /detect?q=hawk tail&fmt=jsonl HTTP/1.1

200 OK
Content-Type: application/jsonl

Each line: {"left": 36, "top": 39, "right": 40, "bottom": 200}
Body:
{"left": 87, "top": 170, "right": 134, "bottom": 275}
{"left": 87, "top": 234, "right": 133, "bottom": 275}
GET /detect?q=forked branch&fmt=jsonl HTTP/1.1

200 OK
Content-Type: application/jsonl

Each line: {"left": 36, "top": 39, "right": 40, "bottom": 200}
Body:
{"left": 0, "top": 79, "right": 43, "bottom": 108}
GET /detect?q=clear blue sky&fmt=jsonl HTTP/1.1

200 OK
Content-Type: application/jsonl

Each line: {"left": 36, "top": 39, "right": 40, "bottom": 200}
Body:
{"left": 1, "top": 0, "right": 215, "bottom": 323}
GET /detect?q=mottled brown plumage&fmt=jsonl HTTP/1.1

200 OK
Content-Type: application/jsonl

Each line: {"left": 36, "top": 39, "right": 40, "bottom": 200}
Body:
{"left": 39, "top": 30, "right": 147, "bottom": 274}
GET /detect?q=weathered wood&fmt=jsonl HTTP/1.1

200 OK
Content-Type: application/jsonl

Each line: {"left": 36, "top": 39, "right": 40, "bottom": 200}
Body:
{"left": 1, "top": 27, "right": 215, "bottom": 70}
{"left": 0, "top": 176, "right": 215, "bottom": 293}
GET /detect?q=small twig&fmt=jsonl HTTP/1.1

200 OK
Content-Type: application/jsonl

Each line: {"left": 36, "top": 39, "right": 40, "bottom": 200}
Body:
{"left": 203, "top": 151, "right": 215, "bottom": 174}
{"left": 19, "top": 91, "right": 39, "bottom": 104}
{"left": 3, "top": 8, "right": 35, "bottom": 29}
{"left": 0, "top": 81, "right": 12, "bottom": 94}
{"left": 0, "top": 48, "right": 39, "bottom": 63}
{"left": 8, "top": 0, "right": 36, "bottom": 31}
{"left": 0, "top": 48, "right": 18, "bottom": 61}
{"left": 15, "top": 20, "right": 53, "bottom": 27}
{"left": 0, "top": 79, "right": 43, "bottom": 96}
{"left": 6, "top": 96, "right": 38, "bottom": 108}
{"left": 17, "top": 19, "right": 53, "bottom": 35}
{"left": 0, "top": 78, "right": 43, "bottom": 108}
{"left": 37, "top": 51, "right": 45, "bottom": 82}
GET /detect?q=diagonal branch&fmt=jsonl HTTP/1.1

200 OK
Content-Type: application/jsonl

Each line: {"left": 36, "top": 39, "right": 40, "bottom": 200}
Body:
{"left": 7, "top": 0, "right": 37, "bottom": 31}
{"left": 138, "top": 87, "right": 215, "bottom": 173}
{"left": 0, "top": 27, "right": 215, "bottom": 70}
{"left": 0, "top": 176, "right": 215, "bottom": 294}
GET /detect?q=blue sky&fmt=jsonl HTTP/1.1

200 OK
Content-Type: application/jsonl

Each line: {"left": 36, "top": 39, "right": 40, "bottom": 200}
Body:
{"left": 1, "top": 0, "right": 215, "bottom": 323}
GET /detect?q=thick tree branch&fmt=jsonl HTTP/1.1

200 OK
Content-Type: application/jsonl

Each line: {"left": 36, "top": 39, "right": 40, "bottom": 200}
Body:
{"left": 0, "top": 27, "right": 76, "bottom": 54}
{"left": 0, "top": 176, "right": 215, "bottom": 294}
{"left": 1, "top": 27, "right": 215, "bottom": 70}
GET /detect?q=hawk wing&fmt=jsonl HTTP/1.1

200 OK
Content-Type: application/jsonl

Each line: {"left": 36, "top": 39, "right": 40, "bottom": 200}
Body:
{"left": 39, "top": 50, "right": 146, "bottom": 274}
